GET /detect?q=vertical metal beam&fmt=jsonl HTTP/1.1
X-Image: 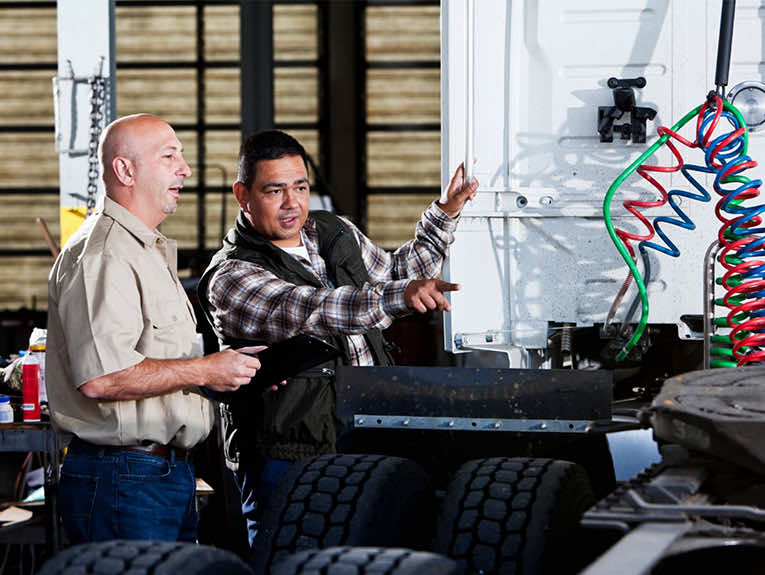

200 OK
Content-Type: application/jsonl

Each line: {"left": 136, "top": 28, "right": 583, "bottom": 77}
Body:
{"left": 240, "top": 0, "right": 274, "bottom": 139}
{"left": 326, "top": 1, "right": 363, "bottom": 224}
{"left": 316, "top": 2, "right": 330, "bottom": 175}
{"left": 196, "top": 4, "right": 207, "bottom": 255}
{"left": 55, "top": 0, "right": 116, "bottom": 246}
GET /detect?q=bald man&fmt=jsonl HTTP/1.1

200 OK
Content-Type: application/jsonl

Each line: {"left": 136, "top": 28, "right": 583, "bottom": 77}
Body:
{"left": 46, "top": 114, "right": 262, "bottom": 544}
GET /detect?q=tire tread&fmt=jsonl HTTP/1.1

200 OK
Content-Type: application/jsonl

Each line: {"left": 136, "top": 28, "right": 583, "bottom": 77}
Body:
{"left": 435, "top": 457, "right": 595, "bottom": 575}
{"left": 252, "top": 454, "right": 434, "bottom": 574}
{"left": 38, "top": 540, "right": 252, "bottom": 575}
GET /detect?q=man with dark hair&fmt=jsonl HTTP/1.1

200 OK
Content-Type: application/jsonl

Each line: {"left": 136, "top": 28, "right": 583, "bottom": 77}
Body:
{"left": 235, "top": 129, "right": 309, "bottom": 192}
{"left": 198, "top": 129, "right": 477, "bottom": 546}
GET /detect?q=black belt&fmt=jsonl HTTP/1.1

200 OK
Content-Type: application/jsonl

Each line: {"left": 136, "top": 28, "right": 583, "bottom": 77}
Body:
{"left": 125, "top": 443, "right": 195, "bottom": 462}
{"left": 71, "top": 438, "right": 195, "bottom": 462}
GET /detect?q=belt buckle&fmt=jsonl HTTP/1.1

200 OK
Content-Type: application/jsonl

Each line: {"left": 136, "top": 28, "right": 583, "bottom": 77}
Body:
{"left": 136, "top": 441, "right": 157, "bottom": 454}
{"left": 138, "top": 441, "right": 192, "bottom": 462}
{"left": 134, "top": 442, "right": 169, "bottom": 459}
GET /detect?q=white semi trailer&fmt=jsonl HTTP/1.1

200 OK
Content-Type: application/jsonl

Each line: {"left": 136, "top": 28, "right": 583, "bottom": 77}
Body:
{"left": 442, "top": 0, "right": 765, "bottom": 371}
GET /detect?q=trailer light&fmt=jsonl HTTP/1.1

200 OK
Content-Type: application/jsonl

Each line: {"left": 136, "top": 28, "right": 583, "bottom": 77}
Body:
{"left": 728, "top": 81, "right": 765, "bottom": 132}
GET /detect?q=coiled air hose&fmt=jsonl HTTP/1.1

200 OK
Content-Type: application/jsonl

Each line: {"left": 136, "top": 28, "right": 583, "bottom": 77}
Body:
{"left": 603, "top": 98, "right": 761, "bottom": 363}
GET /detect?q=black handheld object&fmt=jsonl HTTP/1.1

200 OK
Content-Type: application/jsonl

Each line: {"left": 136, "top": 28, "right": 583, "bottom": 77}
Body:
{"left": 715, "top": 0, "right": 736, "bottom": 92}
{"left": 200, "top": 334, "right": 341, "bottom": 402}
{"left": 250, "top": 334, "right": 340, "bottom": 390}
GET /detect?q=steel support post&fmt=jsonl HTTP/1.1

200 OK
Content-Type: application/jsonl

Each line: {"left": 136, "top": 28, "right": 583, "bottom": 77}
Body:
{"left": 240, "top": 0, "right": 274, "bottom": 138}
{"left": 54, "top": 0, "right": 116, "bottom": 246}
{"left": 326, "top": 1, "right": 363, "bottom": 223}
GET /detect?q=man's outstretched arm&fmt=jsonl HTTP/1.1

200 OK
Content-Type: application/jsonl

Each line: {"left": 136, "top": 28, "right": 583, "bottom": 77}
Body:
{"left": 207, "top": 263, "right": 460, "bottom": 343}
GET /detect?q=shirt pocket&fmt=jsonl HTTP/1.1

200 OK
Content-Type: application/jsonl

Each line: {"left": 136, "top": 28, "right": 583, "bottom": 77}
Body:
{"left": 140, "top": 300, "right": 196, "bottom": 358}
{"left": 151, "top": 303, "right": 188, "bottom": 329}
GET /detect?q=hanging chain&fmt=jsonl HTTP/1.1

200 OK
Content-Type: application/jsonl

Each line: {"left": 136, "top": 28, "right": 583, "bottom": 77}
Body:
{"left": 86, "top": 73, "right": 106, "bottom": 216}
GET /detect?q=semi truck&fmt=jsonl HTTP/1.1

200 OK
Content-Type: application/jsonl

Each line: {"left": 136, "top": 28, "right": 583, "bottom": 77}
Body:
{"left": 41, "top": 1, "right": 765, "bottom": 574}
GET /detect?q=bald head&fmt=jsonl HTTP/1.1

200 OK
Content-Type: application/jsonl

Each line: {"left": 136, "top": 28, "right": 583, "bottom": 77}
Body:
{"left": 100, "top": 114, "right": 166, "bottom": 190}
{"left": 98, "top": 114, "right": 191, "bottom": 229}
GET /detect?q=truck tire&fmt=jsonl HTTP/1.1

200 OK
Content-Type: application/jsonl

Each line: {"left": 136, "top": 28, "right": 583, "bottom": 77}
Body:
{"left": 434, "top": 457, "right": 596, "bottom": 575}
{"left": 37, "top": 540, "right": 253, "bottom": 575}
{"left": 271, "top": 546, "right": 462, "bottom": 575}
{"left": 251, "top": 454, "right": 435, "bottom": 575}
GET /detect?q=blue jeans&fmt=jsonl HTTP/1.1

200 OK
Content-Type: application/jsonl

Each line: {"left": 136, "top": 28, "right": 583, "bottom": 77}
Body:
{"left": 235, "top": 457, "right": 293, "bottom": 548}
{"left": 59, "top": 438, "right": 198, "bottom": 544}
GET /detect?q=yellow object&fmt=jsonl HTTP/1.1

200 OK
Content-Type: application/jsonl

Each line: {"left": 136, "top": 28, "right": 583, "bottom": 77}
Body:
{"left": 60, "top": 206, "right": 88, "bottom": 248}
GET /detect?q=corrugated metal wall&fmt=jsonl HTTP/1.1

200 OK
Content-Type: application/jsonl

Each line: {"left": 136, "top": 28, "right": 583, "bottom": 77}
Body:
{"left": 0, "top": 1, "right": 440, "bottom": 310}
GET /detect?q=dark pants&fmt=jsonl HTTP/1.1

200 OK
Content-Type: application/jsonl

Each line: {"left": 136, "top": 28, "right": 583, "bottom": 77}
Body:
{"left": 59, "top": 437, "right": 198, "bottom": 544}
{"left": 234, "top": 456, "right": 293, "bottom": 548}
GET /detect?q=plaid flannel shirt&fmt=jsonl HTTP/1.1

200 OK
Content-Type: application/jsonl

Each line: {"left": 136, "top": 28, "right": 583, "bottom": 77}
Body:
{"left": 206, "top": 201, "right": 459, "bottom": 366}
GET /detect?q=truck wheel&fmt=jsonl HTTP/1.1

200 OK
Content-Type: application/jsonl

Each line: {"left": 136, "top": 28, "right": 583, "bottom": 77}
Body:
{"left": 271, "top": 546, "right": 462, "bottom": 575}
{"left": 434, "top": 457, "right": 595, "bottom": 575}
{"left": 37, "top": 540, "right": 253, "bottom": 575}
{"left": 251, "top": 454, "right": 435, "bottom": 575}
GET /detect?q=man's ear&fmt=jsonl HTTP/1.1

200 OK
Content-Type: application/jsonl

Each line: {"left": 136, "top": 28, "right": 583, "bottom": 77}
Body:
{"left": 112, "top": 156, "right": 134, "bottom": 186}
{"left": 233, "top": 181, "right": 249, "bottom": 212}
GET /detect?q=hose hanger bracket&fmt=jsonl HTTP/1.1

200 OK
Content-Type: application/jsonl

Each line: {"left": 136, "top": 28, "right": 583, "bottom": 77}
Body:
{"left": 598, "top": 77, "right": 657, "bottom": 144}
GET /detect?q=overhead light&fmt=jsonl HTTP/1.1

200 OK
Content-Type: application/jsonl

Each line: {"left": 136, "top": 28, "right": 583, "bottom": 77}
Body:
{"left": 727, "top": 81, "right": 765, "bottom": 132}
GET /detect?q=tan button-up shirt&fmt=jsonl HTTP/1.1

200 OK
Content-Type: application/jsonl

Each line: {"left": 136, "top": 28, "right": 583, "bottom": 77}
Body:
{"left": 46, "top": 197, "right": 214, "bottom": 448}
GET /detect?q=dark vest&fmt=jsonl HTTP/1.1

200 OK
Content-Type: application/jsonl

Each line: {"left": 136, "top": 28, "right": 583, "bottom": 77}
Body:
{"left": 198, "top": 210, "right": 392, "bottom": 464}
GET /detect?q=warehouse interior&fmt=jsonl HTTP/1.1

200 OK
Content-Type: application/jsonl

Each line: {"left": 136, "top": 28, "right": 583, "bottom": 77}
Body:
{"left": 0, "top": 0, "right": 449, "bottom": 570}
{"left": 3, "top": 1, "right": 765, "bottom": 574}
{"left": 0, "top": 0, "right": 444, "bottom": 357}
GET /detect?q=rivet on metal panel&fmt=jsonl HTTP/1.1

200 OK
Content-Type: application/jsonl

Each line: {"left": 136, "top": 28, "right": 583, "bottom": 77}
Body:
{"left": 402, "top": 419, "right": 410, "bottom": 426}
{"left": 448, "top": 420, "right": 455, "bottom": 427}
{"left": 493, "top": 421, "right": 502, "bottom": 428}
{"left": 540, "top": 196, "right": 553, "bottom": 206}
{"left": 516, "top": 196, "right": 528, "bottom": 208}
{"left": 356, "top": 418, "right": 365, "bottom": 425}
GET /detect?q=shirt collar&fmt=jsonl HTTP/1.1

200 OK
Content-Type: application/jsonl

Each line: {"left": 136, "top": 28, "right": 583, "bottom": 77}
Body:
{"left": 301, "top": 215, "right": 320, "bottom": 253}
{"left": 102, "top": 196, "right": 166, "bottom": 247}
{"left": 303, "top": 215, "right": 318, "bottom": 233}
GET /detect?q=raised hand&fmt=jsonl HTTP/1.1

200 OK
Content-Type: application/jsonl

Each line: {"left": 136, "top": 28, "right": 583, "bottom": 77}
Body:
{"left": 438, "top": 163, "right": 479, "bottom": 218}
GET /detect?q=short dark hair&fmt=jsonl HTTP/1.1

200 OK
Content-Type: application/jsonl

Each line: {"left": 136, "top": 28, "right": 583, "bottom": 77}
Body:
{"left": 237, "top": 130, "right": 309, "bottom": 189}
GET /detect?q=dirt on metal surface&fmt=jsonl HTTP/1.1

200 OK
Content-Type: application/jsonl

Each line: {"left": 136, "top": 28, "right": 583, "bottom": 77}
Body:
{"left": 650, "top": 366, "right": 765, "bottom": 475}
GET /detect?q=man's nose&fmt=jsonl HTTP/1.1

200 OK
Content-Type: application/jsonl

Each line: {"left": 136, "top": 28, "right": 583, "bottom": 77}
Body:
{"left": 179, "top": 157, "right": 192, "bottom": 178}
{"left": 281, "top": 188, "right": 299, "bottom": 207}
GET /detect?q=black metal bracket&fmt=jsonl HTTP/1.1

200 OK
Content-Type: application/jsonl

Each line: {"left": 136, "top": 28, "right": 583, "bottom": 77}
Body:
{"left": 598, "top": 77, "right": 657, "bottom": 144}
